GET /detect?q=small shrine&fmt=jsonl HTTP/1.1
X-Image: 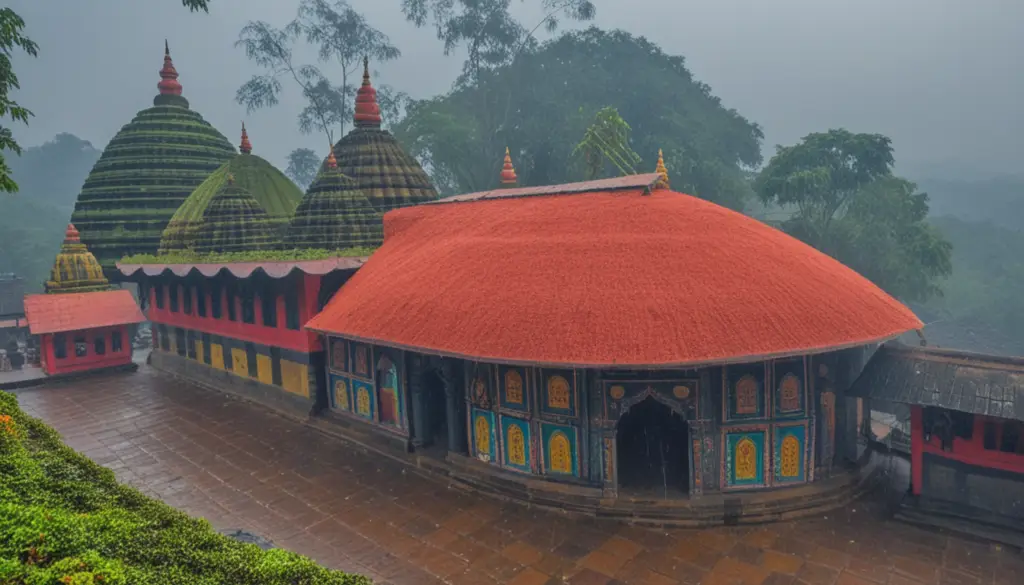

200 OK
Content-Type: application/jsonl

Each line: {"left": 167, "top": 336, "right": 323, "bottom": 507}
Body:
{"left": 23, "top": 225, "right": 145, "bottom": 376}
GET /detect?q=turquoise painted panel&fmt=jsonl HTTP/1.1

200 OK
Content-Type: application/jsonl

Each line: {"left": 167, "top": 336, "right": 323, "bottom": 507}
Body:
{"left": 499, "top": 365, "right": 529, "bottom": 413}
{"left": 774, "top": 423, "right": 807, "bottom": 483}
{"left": 501, "top": 415, "right": 532, "bottom": 473}
{"left": 374, "top": 348, "right": 403, "bottom": 428}
{"left": 351, "top": 378, "right": 376, "bottom": 420}
{"left": 541, "top": 422, "right": 578, "bottom": 477}
{"left": 328, "top": 373, "right": 352, "bottom": 412}
{"left": 471, "top": 408, "right": 497, "bottom": 463}
{"left": 724, "top": 428, "right": 767, "bottom": 488}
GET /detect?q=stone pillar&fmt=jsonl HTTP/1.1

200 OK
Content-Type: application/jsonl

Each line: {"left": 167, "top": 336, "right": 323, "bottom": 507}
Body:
{"left": 442, "top": 359, "right": 467, "bottom": 454}
{"left": 408, "top": 354, "right": 430, "bottom": 448}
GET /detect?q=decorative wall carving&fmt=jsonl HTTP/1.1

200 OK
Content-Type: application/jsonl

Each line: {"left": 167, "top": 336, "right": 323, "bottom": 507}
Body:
{"left": 541, "top": 422, "right": 578, "bottom": 476}
{"left": 724, "top": 364, "right": 766, "bottom": 421}
{"left": 602, "top": 379, "right": 698, "bottom": 421}
{"left": 723, "top": 426, "right": 768, "bottom": 489}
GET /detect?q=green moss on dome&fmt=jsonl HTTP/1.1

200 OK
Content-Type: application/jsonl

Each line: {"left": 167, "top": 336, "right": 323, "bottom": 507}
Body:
{"left": 193, "top": 181, "right": 282, "bottom": 254}
{"left": 70, "top": 104, "right": 236, "bottom": 272}
{"left": 159, "top": 153, "right": 303, "bottom": 254}
{"left": 284, "top": 168, "right": 383, "bottom": 250}
{"left": 327, "top": 128, "right": 439, "bottom": 213}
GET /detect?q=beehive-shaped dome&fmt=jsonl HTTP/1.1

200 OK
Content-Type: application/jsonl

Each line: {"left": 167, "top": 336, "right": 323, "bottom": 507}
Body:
{"left": 326, "top": 59, "right": 437, "bottom": 213}
{"left": 193, "top": 176, "right": 282, "bottom": 254}
{"left": 70, "top": 42, "right": 235, "bottom": 271}
{"left": 45, "top": 224, "right": 112, "bottom": 294}
{"left": 284, "top": 149, "right": 383, "bottom": 250}
{"left": 159, "top": 124, "right": 303, "bottom": 253}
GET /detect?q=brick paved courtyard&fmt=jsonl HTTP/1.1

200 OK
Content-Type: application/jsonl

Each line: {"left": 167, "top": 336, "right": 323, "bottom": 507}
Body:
{"left": 12, "top": 367, "right": 1022, "bottom": 585}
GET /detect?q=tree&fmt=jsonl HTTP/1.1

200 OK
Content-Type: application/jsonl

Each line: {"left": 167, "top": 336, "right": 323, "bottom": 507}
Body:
{"left": 289, "top": 0, "right": 400, "bottom": 137}
{"left": 182, "top": 0, "right": 211, "bottom": 11}
{"left": 571, "top": 107, "right": 641, "bottom": 180}
{"left": 756, "top": 129, "right": 952, "bottom": 302}
{"left": 0, "top": 8, "right": 39, "bottom": 193}
{"left": 392, "top": 28, "right": 763, "bottom": 206}
{"left": 285, "top": 148, "right": 321, "bottom": 190}
{"left": 236, "top": 2, "right": 398, "bottom": 143}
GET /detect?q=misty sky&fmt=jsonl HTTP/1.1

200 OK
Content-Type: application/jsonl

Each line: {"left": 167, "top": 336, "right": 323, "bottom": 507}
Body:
{"left": 8, "top": 0, "right": 1024, "bottom": 179}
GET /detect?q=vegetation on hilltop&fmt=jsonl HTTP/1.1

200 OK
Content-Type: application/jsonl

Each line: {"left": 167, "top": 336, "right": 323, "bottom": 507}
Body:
{"left": 120, "top": 247, "right": 376, "bottom": 265}
{"left": 0, "top": 391, "right": 367, "bottom": 584}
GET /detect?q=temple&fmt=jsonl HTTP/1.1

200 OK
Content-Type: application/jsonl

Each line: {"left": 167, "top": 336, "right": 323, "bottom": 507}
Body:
{"left": 70, "top": 42, "right": 236, "bottom": 275}
{"left": 23, "top": 225, "right": 145, "bottom": 376}
{"left": 850, "top": 344, "right": 1024, "bottom": 546}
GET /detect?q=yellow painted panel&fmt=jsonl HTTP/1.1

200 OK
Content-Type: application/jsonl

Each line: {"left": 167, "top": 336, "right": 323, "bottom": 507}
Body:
{"left": 210, "top": 343, "right": 224, "bottom": 370}
{"left": 168, "top": 336, "right": 176, "bottom": 355}
{"left": 256, "top": 354, "right": 273, "bottom": 385}
{"left": 231, "top": 348, "right": 248, "bottom": 378}
{"left": 195, "top": 341, "right": 204, "bottom": 364}
{"left": 280, "top": 360, "right": 309, "bottom": 398}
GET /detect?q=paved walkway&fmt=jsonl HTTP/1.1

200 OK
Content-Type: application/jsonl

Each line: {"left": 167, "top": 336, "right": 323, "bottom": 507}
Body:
{"left": 13, "top": 367, "right": 1021, "bottom": 585}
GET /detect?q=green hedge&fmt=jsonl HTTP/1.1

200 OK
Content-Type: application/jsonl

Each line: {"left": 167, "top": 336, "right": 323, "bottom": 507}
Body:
{"left": 0, "top": 392, "right": 371, "bottom": 585}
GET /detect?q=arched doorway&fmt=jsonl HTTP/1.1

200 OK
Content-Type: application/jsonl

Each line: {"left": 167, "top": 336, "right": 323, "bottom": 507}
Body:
{"left": 616, "top": 397, "right": 690, "bottom": 497}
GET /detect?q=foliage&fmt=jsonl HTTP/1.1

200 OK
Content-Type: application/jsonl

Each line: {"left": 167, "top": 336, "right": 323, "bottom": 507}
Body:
{"left": 571, "top": 107, "right": 641, "bottom": 180}
{"left": 756, "top": 129, "right": 952, "bottom": 302}
{"left": 392, "top": 28, "right": 762, "bottom": 207}
{"left": 0, "top": 8, "right": 39, "bottom": 194}
{"left": 120, "top": 246, "right": 376, "bottom": 265}
{"left": 181, "top": 0, "right": 211, "bottom": 11}
{"left": 285, "top": 148, "right": 322, "bottom": 190}
{"left": 236, "top": 2, "right": 399, "bottom": 143}
{"left": 0, "top": 391, "right": 371, "bottom": 585}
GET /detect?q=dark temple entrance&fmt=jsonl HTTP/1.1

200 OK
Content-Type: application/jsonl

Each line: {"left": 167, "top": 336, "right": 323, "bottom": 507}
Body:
{"left": 616, "top": 397, "right": 690, "bottom": 497}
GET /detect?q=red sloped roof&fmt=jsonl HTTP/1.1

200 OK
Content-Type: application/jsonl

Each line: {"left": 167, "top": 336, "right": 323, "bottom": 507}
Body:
{"left": 24, "top": 290, "right": 145, "bottom": 335}
{"left": 306, "top": 183, "right": 923, "bottom": 368}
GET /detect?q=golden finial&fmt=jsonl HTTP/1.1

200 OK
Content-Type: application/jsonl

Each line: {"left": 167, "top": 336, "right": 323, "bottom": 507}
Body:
{"left": 500, "top": 147, "right": 518, "bottom": 186}
{"left": 326, "top": 144, "right": 338, "bottom": 169}
{"left": 654, "top": 149, "right": 669, "bottom": 190}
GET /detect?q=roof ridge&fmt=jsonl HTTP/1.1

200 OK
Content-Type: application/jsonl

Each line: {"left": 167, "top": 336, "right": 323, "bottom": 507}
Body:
{"left": 429, "top": 173, "right": 663, "bottom": 206}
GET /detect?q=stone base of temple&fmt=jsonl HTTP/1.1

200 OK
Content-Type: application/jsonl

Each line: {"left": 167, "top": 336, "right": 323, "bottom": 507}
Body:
{"left": 150, "top": 351, "right": 314, "bottom": 420}
{"left": 0, "top": 362, "right": 137, "bottom": 391}
{"left": 896, "top": 495, "right": 1024, "bottom": 550}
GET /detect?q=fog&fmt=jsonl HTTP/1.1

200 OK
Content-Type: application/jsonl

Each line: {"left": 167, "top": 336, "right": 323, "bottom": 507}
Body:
{"left": 7, "top": 0, "right": 1024, "bottom": 177}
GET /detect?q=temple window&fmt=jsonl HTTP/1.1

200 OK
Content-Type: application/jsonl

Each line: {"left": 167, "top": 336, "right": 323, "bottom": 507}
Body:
{"left": 779, "top": 374, "right": 800, "bottom": 411}
{"left": 735, "top": 375, "right": 758, "bottom": 415}
{"left": 182, "top": 286, "right": 193, "bottom": 314}
{"left": 240, "top": 291, "right": 255, "bottom": 324}
{"left": 261, "top": 293, "right": 277, "bottom": 327}
{"left": 1000, "top": 422, "right": 1024, "bottom": 455}
{"left": 93, "top": 336, "right": 106, "bottom": 356}
{"left": 74, "top": 336, "right": 88, "bottom": 358}
{"left": 210, "top": 286, "right": 222, "bottom": 319}
{"left": 984, "top": 421, "right": 998, "bottom": 450}
{"left": 330, "top": 339, "right": 346, "bottom": 371}
{"left": 197, "top": 287, "right": 207, "bottom": 317}
{"left": 505, "top": 370, "right": 524, "bottom": 405}
{"left": 155, "top": 285, "right": 165, "bottom": 310}
{"left": 285, "top": 291, "right": 300, "bottom": 330}
{"left": 111, "top": 331, "right": 122, "bottom": 353}
{"left": 547, "top": 376, "right": 571, "bottom": 410}
{"left": 227, "top": 288, "right": 237, "bottom": 321}
{"left": 354, "top": 346, "right": 369, "bottom": 378}
{"left": 169, "top": 285, "right": 179, "bottom": 313}
{"left": 376, "top": 354, "right": 399, "bottom": 425}
{"left": 53, "top": 334, "right": 67, "bottom": 359}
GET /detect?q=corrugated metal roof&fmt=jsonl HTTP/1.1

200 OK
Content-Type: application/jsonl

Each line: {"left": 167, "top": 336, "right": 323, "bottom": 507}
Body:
{"left": 849, "top": 342, "right": 1024, "bottom": 422}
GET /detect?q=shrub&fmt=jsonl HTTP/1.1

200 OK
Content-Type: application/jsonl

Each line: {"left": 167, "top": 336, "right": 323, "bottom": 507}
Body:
{"left": 0, "top": 391, "right": 371, "bottom": 585}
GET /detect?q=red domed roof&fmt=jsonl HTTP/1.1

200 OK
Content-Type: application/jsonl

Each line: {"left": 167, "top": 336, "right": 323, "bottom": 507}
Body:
{"left": 307, "top": 175, "right": 922, "bottom": 368}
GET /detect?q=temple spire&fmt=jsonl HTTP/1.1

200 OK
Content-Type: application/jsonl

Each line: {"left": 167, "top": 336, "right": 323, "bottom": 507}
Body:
{"left": 157, "top": 40, "right": 183, "bottom": 97}
{"left": 326, "top": 144, "right": 338, "bottom": 169}
{"left": 500, "top": 147, "right": 518, "bottom": 187}
{"left": 239, "top": 122, "right": 252, "bottom": 154}
{"left": 353, "top": 56, "right": 382, "bottom": 129}
{"left": 654, "top": 149, "right": 669, "bottom": 190}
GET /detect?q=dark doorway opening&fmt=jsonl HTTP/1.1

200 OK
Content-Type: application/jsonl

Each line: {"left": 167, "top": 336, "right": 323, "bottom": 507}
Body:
{"left": 421, "top": 369, "right": 448, "bottom": 453}
{"left": 616, "top": 397, "right": 690, "bottom": 498}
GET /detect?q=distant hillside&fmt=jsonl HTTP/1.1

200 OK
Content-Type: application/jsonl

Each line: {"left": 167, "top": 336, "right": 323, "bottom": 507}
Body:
{"left": 0, "top": 134, "right": 100, "bottom": 291}
{"left": 914, "top": 174, "right": 1024, "bottom": 230}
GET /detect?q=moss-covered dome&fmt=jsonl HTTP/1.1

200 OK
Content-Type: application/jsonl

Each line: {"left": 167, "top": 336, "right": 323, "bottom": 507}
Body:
{"left": 325, "top": 59, "right": 438, "bottom": 213}
{"left": 45, "top": 224, "right": 112, "bottom": 294}
{"left": 285, "top": 150, "right": 383, "bottom": 250}
{"left": 69, "top": 43, "right": 235, "bottom": 272}
{"left": 194, "top": 176, "right": 282, "bottom": 254}
{"left": 159, "top": 124, "right": 303, "bottom": 254}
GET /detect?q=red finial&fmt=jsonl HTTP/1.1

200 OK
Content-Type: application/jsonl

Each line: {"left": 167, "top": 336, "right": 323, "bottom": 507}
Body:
{"left": 64, "top": 224, "right": 81, "bottom": 244}
{"left": 500, "top": 147, "right": 518, "bottom": 186}
{"left": 158, "top": 40, "right": 183, "bottom": 96}
{"left": 240, "top": 122, "right": 252, "bottom": 154}
{"left": 326, "top": 145, "right": 338, "bottom": 169}
{"left": 353, "top": 56, "right": 382, "bottom": 128}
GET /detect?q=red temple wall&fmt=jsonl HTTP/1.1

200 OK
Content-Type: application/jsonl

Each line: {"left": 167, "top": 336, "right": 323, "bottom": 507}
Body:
{"left": 145, "top": 273, "right": 323, "bottom": 353}
{"left": 40, "top": 325, "right": 133, "bottom": 376}
{"left": 911, "top": 405, "right": 1024, "bottom": 495}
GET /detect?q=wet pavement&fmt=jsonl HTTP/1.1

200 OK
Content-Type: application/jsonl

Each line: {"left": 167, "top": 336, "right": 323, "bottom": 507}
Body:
{"left": 13, "top": 366, "right": 1022, "bottom": 585}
